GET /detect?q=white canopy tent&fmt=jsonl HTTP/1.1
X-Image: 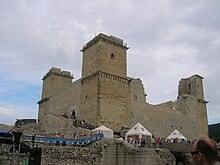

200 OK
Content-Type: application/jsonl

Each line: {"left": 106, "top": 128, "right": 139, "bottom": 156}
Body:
{"left": 93, "top": 125, "right": 113, "bottom": 138}
{"left": 125, "top": 122, "right": 152, "bottom": 141}
{"left": 166, "top": 129, "right": 187, "bottom": 141}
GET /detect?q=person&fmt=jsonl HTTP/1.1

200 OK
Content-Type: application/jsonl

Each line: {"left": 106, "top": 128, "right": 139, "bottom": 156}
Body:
{"left": 71, "top": 110, "right": 76, "bottom": 119}
{"left": 191, "top": 136, "right": 220, "bottom": 165}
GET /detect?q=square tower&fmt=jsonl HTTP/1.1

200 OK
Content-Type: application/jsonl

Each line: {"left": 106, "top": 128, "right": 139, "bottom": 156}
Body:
{"left": 79, "top": 34, "right": 133, "bottom": 132}
{"left": 81, "top": 33, "right": 128, "bottom": 78}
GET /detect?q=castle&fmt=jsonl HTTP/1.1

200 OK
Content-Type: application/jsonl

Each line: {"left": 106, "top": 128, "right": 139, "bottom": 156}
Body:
{"left": 38, "top": 33, "right": 208, "bottom": 139}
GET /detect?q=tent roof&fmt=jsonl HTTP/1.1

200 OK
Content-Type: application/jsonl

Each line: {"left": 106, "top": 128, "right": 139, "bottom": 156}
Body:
{"left": 167, "top": 129, "right": 187, "bottom": 140}
{"left": 93, "top": 125, "right": 113, "bottom": 132}
{"left": 126, "top": 122, "right": 152, "bottom": 136}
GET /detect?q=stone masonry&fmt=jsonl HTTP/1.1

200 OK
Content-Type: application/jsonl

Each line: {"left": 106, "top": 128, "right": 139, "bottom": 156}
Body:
{"left": 0, "top": 139, "right": 177, "bottom": 165}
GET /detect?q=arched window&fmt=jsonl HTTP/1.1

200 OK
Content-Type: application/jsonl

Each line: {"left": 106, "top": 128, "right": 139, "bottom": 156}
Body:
{"left": 111, "top": 53, "right": 115, "bottom": 59}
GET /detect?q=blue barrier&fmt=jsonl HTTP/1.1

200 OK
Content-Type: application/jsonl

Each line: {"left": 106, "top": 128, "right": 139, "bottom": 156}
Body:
{"left": 22, "top": 133, "right": 104, "bottom": 146}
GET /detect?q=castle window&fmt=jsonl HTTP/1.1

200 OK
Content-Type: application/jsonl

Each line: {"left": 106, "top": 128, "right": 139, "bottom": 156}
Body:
{"left": 85, "top": 95, "right": 88, "bottom": 99}
{"left": 134, "top": 94, "right": 138, "bottom": 101}
{"left": 180, "top": 126, "right": 182, "bottom": 129}
{"left": 171, "top": 125, "right": 173, "bottom": 128}
{"left": 111, "top": 53, "right": 115, "bottom": 59}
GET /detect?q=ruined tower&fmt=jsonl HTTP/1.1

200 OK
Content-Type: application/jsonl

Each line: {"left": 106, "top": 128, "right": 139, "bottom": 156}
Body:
{"left": 38, "top": 67, "right": 73, "bottom": 123}
{"left": 178, "top": 75, "right": 208, "bottom": 136}
{"left": 79, "top": 34, "right": 133, "bottom": 132}
{"left": 41, "top": 67, "right": 73, "bottom": 99}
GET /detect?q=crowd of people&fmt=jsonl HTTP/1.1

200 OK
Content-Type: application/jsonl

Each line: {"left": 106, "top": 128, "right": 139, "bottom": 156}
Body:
{"left": 126, "top": 135, "right": 150, "bottom": 147}
{"left": 126, "top": 135, "right": 199, "bottom": 148}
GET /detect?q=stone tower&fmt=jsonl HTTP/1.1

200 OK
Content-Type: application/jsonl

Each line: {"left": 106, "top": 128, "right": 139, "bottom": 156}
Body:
{"left": 81, "top": 34, "right": 128, "bottom": 78}
{"left": 79, "top": 34, "right": 133, "bottom": 132}
{"left": 41, "top": 67, "right": 73, "bottom": 99}
{"left": 178, "top": 75, "right": 208, "bottom": 136}
{"left": 38, "top": 67, "right": 73, "bottom": 122}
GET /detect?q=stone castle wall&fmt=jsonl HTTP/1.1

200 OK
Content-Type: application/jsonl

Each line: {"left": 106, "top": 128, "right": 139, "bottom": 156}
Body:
{"left": 98, "top": 72, "right": 133, "bottom": 131}
{"left": 38, "top": 78, "right": 81, "bottom": 132}
{"left": 80, "top": 72, "right": 99, "bottom": 126}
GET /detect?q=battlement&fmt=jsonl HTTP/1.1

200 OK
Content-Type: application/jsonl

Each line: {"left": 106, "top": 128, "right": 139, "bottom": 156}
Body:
{"left": 42, "top": 67, "right": 73, "bottom": 80}
{"left": 81, "top": 33, "right": 128, "bottom": 52}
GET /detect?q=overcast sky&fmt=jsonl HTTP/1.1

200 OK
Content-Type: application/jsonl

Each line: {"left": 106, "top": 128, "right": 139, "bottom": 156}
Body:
{"left": 0, "top": 0, "right": 219, "bottom": 125}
